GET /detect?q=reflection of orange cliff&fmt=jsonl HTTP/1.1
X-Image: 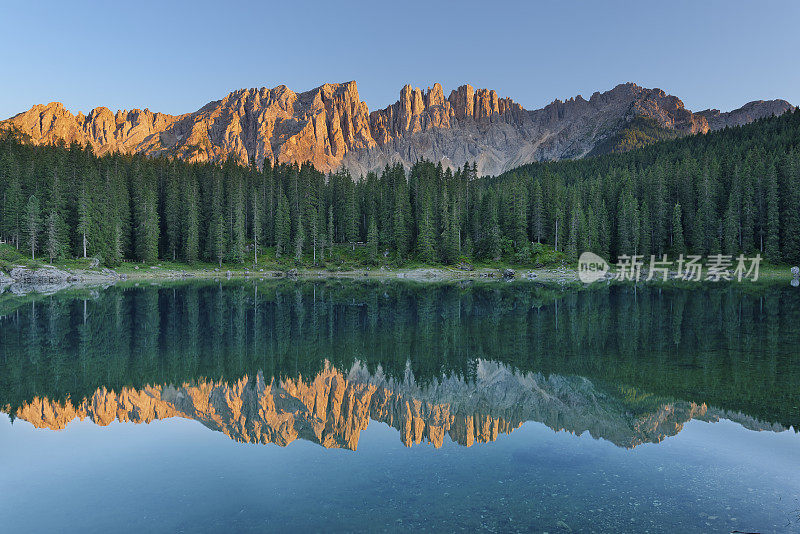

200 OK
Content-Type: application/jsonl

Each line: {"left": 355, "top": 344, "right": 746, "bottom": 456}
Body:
{"left": 8, "top": 361, "right": 785, "bottom": 450}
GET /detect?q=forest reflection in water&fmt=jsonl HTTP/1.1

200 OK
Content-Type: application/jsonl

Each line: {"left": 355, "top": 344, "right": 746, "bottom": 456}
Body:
{"left": 1, "top": 280, "right": 798, "bottom": 449}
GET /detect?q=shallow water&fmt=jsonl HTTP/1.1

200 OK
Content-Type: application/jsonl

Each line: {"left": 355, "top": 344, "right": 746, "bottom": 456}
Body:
{"left": 1, "top": 280, "right": 799, "bottom": 533}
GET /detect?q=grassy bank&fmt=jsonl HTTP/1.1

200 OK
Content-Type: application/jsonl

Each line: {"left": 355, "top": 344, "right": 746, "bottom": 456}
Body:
{"left": 2, "top": 242, "right": 798, "bottom": 286}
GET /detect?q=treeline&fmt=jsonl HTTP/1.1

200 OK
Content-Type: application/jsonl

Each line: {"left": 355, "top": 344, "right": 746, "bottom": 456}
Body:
{"left": 495, "top": 108, "right": 800, "bottom": 263}
{"left": 0, "top": 131, "right": 484, "bottom": 266}
{"left": 2, "top": 108, "right": 800, "bottom": 266}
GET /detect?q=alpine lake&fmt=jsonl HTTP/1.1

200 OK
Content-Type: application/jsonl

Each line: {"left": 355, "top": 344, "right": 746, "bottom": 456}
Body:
{"left": 1, "top": 279, "right": 799, "bottom": 533}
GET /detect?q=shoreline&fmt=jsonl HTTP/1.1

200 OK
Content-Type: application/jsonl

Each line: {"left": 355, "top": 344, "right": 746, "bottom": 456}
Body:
{"left": 2, "top": 261, "right": 797, "bottom": 298}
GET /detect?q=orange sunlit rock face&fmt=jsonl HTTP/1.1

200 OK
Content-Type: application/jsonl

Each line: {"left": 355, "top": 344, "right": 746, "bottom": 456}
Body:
{"left": 8, "top": 360, "right": 784, "bottom": 450}
{"left": 2, "top": 82, "right": 792, "bottom": 177}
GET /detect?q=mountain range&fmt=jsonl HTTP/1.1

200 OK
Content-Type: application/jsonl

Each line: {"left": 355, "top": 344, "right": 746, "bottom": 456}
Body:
{"left": 9, "top": 360, "right": 782, "bottom": 450}
{"left": 1, "top": 82, "right": 793, "bottom": 176}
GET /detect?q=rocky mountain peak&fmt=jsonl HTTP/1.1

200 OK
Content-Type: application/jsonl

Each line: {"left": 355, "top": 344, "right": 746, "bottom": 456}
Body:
{"left": 1, "top": 81, "right": 793, "bottom": 176}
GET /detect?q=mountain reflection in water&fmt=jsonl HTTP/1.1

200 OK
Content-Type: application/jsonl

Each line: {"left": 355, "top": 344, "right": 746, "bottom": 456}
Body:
{"left": 1, "top": 280, "right": 798, "bottom": 450}
{"left": 10, "top": 360, "right": 787, "bottom": 450}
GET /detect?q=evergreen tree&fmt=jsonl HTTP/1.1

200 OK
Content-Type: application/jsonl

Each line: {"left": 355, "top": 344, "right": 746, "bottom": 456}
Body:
{"left": 2, "top": 163, "right": 22, "bottom": 249}
{"left": 741, "top": 164, "right": 756, "bottom": 253}
{"left": 131, "top": 166, "right": 159, "bottom": 263}
{"left": 45, "top": 169, "right": 66, "bottom": 262}
{"left": 229, "top": 174, "right": 246, "bottom": 263}
{"left": 672, "top": 203, "right": 685, "bottom": 255}
{"left": 23, "top": 195, "right": 41, "bottom": 260}
{"left": 765, "top": 162, "right": 780, "bottom": 263}
{"left": 251, "top": 186, "right": 262, "bottom": 264}
{"left": 327, "top": 206, "right": 334, "bottom": 258}
{"left": 639, "top": 200, "right": 651, "bottom": 258}
{"left": 416, "top": 194, "right": 437, "bottom": 263}
{"left": 275, "top": 188, "right": 290, "bottom": 258}
{"left": 211, "top": 215, "right": 225, "bottom": 268}
{"left": 367, "top": 215, "right": 378, "bottom": 263}
{"left": 782, "top": 152, "right": 800, "bottom": 263}
{"left": 530, "top": 180, "right": 544, "bottom": 244}
{"left": 294, "top": 215, "right": 305, "bottom": 262}
{"left": 182, "top": 177, "right": 200, "bottom": 262}
{"left": 617, "top": 185, "right": 640, "bottom": 256}
{"left": 1, "top": 107, "right": 799, "bottom": 268}
{"left": 163, "top": 168, "right": 181, "bottom": 261}
{"left": 393, "top": 182, "right": 412, "bottom": 258}
{"left": 76, "top": 184, "right": 91, "bottom": 259}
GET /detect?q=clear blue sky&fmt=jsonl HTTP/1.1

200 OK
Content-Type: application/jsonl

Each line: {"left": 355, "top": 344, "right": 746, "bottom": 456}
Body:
{"left": 1, "top": 0, "right": 797, "bottom": 120}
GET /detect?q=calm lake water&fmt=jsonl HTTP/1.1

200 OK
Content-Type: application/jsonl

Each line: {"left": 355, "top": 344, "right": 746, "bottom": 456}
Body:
{"left": 1, "top": 280, "right": 799, "bottom": 533}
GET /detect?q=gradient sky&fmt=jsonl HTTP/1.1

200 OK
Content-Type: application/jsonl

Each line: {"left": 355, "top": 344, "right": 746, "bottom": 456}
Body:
{"left": 1, "top": 0, "right": 798, "bottom": 120}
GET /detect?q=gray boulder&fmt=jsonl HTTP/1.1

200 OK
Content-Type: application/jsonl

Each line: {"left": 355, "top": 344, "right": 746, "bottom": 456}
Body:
{"left": 9, "top": 267, "right": 76, "bottom": 284}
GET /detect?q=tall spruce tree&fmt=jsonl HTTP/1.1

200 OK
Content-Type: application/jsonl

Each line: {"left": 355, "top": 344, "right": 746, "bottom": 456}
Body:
{"left": 765, "top": 162, "right": 780, "bottom": 263}
{"left": 672, "top": 203, "right": 685, "bottom": 255}
{"left": 275, "top": 189, "right": 290, "bottom": 258}
{"left": 23, "top": 195, "right": 41, "bottom": 260}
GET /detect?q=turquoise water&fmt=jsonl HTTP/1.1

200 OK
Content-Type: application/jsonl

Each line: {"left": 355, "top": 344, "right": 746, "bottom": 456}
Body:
{"left": 1, "top": 281, "right": 799, "bottom": 533}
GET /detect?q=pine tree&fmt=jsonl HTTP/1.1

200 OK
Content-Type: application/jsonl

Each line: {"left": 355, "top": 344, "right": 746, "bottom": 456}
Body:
{"left": 765, "top": 162, "right": 780, "bottom": 263}
{"left": 2, "top": 163, "right": 22, "bottom": 249}
{"left": 566, "top": 190, "right": 580, "bottom": 260}
{"left": 45, "top": 169, "right": 66, "bottom": 262}
{"left": 46, "top": 210, "right": 61, "bottom": 263}
{"left": 163, "top": 169, "right": 181, "bottom": 261}
{"left": 345, "top": 179, "right": 358, "bottom": 245}
{"left": 294, "top": 216, "right": 305, "bottom": 262}
{"left": 723, "top": 172, "right": 742, "bottom": 254}
{"left": 442, "top": 205, "right": 460, "bottom": 264}
{"left": 251, "top": 186, "right": 262, "bottom": 265}
{"left": 741, "top": 165, "right": 756, "bottom": 253}
{"left": 327, "top": 206, "right": 334, "bottom": 258}
{"left": 23, "top": 195, "right": 41, "bottom": 260}
{"left": 597, "top": 200, "right": 611, "bottom": 258}
{"left": 182, "top": 177, "right": 200, "bottom": 263}
{"left": 530, "top": 180, "right": 543, "bottom": 243}
{"left": 672, "top": 202, "right": 685, "bottom": 255}
{"left": 483, "top": 192, "right": 502, "bottom": 261}
{"left": 393, "top": 182, "right": 411, "bottom": 258}
{"left": 76, "top": 184, "right": 91, "bottom": 259}
{"left": 211, "top": 215, "right": 225, "bottom": 268}
{"left": 416, "top": 194, "right": 437, "bottom": 263}
{"left": 367, "top": 215, "right": 378, "bottom": 263}
{"left": 639, "top": 200, "right": 651, "bottom": 258}
{"left": 131, "top": 166, "right": 159, "bottom": 263}
{"left": 275, "top": 188, "right": 290, "bottom": 258}
{"left": 617, "top": 185, "right": 640, "bottom": 256}
{"left": 229, "top": 174, "right": 246, "bottom": 263}
{"left": 511, "top": 184, "right": 528, "bottom": 253}
{"left": 782, "top": 152, "right": 800, "bottom": 263}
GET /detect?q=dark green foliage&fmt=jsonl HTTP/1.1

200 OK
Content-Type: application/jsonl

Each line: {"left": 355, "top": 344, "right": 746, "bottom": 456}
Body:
{"left": 1, "top": 108, "right": 800, "bottom": 266}
{"left": 765, "top": 163, "right": 780, "bottom": 263}
{"left": 672, "top": 203, "right": 685, "bottom": 254}
{"left": 23, "top": 195, "right": 40, "bottom": 260}
{"left": 587, "top": 116, "right": 681, "bottom": 156}
{"left": 1, "top": 282, "right": 799, "bottom": 430}
{"left": 494, "top": 108, "right": 800, "bottom": 263}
